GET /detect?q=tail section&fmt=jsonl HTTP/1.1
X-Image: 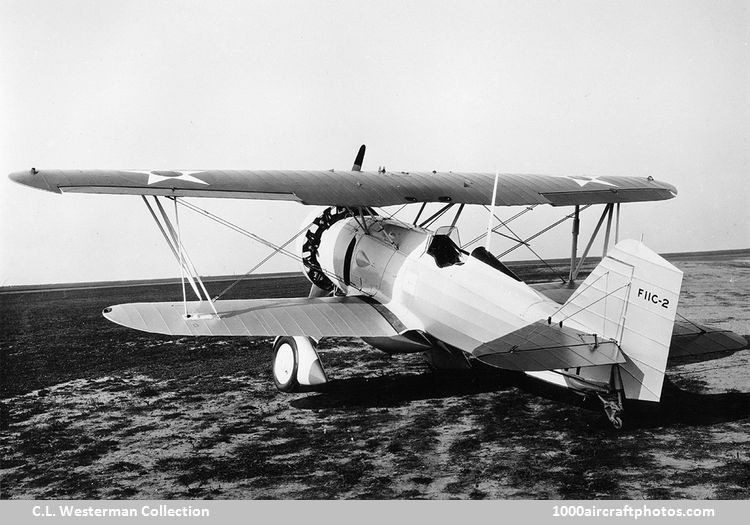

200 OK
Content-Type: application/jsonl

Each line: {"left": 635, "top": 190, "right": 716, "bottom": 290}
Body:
{"left": 557, "top": 240, "right": 683, "bottom": 402}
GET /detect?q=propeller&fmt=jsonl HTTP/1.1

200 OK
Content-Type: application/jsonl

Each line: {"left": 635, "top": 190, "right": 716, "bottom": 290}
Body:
{"left": 351, "top": 144, "right": 366, "bottom": 171}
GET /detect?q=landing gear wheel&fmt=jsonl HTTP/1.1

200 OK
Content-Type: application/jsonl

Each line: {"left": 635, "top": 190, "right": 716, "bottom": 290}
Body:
{"left": 611, "top": 416, "right": 623, "bottom": 430}
{"left": 272, "top": 337, "right": 299, "bottom": 393}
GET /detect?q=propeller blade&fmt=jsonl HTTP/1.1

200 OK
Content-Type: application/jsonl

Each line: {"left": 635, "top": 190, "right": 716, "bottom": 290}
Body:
{"left": 351, "top": 144, "right": 366, "bottom": 172}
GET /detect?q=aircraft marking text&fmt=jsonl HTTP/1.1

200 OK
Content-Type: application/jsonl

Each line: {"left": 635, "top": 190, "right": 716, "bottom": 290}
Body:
{"left": 637, "top": 287, "right": 670, "bottom": 309}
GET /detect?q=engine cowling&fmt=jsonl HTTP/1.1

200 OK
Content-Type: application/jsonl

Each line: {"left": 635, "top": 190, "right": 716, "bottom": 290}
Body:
{"left": 301, "top": 206, "right": 434, "bottom": 302}
{"left": 318, "top": 213, "right": 431, "bottom": 300}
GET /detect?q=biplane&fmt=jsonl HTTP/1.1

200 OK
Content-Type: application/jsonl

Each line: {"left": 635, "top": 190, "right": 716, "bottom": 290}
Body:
{"left": 9, "top": 145, "right": 747, "bottom": 428}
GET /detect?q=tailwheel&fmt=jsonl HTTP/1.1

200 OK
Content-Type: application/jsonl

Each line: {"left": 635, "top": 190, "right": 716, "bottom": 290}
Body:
{"left": 272, "top": 336, "right": 329, "bottom": 393}
{"left": 597, "top": 392, "right": 624, "bottom": 430}
{"left": 598, "top": 364, "right": 625, "bottom": 430}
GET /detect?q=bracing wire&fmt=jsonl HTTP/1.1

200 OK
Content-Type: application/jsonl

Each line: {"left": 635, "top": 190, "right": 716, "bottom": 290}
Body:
{"left": 497, "top": 205, "right": 592, "bottom": 258}
{"left": 212, "top": 222, "right": 313, "bottom": 301}
{"left": 462, "top": 205, "right": 538, "bottom": 249}
{"left": 676, "top": 311, "right": 707, "bottom": 333}
{"left": 477, "top": 205, "right": 569, "bottom": 283}
{"left": 175, "top": 198, "right": 300, "bottom": 262}
{"left": 173, "top": 198, "right": 366, "bottom": 297}
{"left": 378, "top": 204, "right": 408, "bottom": 220}
{"left": 556, "top": 281, "right": 630, "bottom": 324}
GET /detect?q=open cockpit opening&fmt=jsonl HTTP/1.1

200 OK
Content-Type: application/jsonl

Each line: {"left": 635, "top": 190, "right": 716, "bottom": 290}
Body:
{"left": 427, "top": 234, "right": 464, "bottom": 268}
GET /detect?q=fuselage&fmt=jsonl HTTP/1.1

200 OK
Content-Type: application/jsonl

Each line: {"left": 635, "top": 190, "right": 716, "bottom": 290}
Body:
{"left": 315, "top": 215, "right": 572, "bottom": 355}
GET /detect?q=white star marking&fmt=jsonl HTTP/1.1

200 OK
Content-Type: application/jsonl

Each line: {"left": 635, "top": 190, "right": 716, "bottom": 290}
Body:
{"left": 130, "top": 170, "right": 209, "bottom": 186}
{"left": 564, "top": 175, "right": 616, "bottom": 188}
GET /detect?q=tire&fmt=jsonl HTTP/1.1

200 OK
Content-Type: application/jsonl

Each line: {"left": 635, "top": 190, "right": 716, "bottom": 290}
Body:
{"left": 272, "top": 337, "right": 299, "bottom": 393}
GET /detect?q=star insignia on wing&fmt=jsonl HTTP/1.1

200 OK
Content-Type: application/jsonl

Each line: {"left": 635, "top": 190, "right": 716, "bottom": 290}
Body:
{"left": 564, "top": 175, "right": 616, "bottom": 188}
{"left": 130, "top": 170, "right": 209, "bottom": 186}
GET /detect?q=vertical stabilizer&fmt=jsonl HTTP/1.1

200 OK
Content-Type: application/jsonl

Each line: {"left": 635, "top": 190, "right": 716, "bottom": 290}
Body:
{"left": 557, "top": 240, "right": 683, "bottom": 401}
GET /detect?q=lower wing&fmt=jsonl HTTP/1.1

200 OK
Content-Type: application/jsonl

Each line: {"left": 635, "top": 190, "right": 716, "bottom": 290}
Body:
{"left": 103, "top": 296, "right": 407, "bottom": 338}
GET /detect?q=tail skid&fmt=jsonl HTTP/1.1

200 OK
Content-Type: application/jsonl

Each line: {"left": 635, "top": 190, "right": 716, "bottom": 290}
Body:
{"left": 555, "top": 239, "right": 683, "bottom": 402}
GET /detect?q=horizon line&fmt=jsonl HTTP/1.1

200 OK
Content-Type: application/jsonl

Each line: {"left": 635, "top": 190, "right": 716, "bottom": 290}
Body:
{"left": 2, "top": 247, "right": 748, "bottom": 294}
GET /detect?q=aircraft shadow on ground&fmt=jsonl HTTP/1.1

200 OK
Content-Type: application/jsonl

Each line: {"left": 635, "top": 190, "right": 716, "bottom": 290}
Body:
{"left": 291, "top": 368, "right": 525, "bottom": 409}
{"left": 633, "top": 377, "right": 750, "bottom": 428}
{"left": 291, "top": 366, "right": 750, "bottom": 429}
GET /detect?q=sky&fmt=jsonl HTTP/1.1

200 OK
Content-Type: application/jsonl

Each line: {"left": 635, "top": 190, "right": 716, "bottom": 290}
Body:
{"left": 1, "top": 0, "right": 748, "bottom": 285}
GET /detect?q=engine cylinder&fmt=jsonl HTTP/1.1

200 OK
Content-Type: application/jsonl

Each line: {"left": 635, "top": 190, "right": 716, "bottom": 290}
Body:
{"left": 298, "top": 207, "right": 350, "bottom": 291}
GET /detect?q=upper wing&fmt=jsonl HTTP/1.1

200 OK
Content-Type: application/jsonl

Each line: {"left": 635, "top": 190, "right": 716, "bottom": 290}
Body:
{"left": 9, "top": 169, "right": 677, "bottom": 207}
{"left": 102, "top": 296, "right": 408, "bottom": 338}
{"left": 472, "top": 320, "right": 625, "bottom": 372}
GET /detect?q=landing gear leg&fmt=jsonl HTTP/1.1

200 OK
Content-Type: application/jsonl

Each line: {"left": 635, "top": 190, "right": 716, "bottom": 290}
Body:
{"left": 599, "top": 365, "right": 625, "bottom": 430}
{"left": 598, "top": 392, "right": 624, "bottom": 430}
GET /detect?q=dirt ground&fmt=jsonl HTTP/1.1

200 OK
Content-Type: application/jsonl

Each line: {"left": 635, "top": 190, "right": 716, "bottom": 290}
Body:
{"left": 1, "top": 254, "right": 749, "bottom": 499}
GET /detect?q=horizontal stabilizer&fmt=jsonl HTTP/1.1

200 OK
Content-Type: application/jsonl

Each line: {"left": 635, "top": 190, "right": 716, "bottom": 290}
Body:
{"left": 668, "top": 320, "right": 748, "bottom": 365}
{"left": 102, "top": 296, "right": 407, "bottom": 338}
{"left": 473, "top": 321, "right": 624, "bottom": 372}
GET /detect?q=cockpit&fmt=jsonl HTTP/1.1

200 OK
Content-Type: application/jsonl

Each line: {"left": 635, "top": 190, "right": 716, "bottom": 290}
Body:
{"left": 427, "top": 229, "right": 465, "bottom": 268}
